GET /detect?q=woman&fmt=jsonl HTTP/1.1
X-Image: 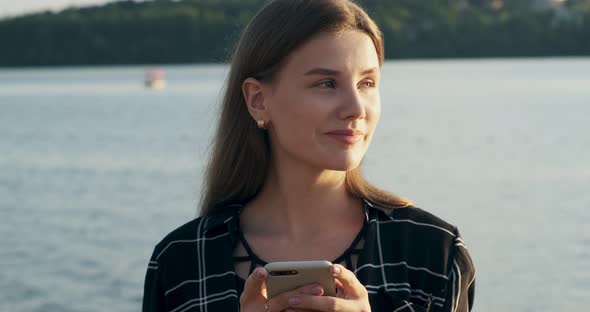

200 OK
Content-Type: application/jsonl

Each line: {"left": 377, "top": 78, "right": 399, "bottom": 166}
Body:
{"left": 143, "top": 0, "right": 475, "bottom": 311}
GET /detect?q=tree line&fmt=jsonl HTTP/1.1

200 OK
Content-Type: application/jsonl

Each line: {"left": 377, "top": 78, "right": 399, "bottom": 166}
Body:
{"left": 0, "top": 0, "right": 589, "bottom": 67}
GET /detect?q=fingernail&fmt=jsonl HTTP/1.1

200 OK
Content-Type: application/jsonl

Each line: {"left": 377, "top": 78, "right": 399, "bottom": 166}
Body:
{"left": 288, "top": 296, "right": 302, "bottom": 305}
{"left": 311, "top": 285, "right": 323, "bottom": 295}
{"left": 331, "top": 265, "right": 341, "bottom": 275}
{"left": 255, "top": 268, "right": 265, "bottom": 279}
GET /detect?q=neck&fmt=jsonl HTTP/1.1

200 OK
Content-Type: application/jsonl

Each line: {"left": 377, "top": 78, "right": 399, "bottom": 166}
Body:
{"left": 241, "top": 156, "right": 364, "bottom": 242}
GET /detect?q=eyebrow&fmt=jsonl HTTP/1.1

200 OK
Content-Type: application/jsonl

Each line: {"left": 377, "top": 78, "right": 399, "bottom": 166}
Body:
{"left": 303, "top": 67, "right": 378, "bottom": 76}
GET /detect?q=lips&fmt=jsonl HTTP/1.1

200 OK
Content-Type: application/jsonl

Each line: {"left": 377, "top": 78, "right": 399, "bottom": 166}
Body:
{"left": 325, "top": 129, "right": 365, "bottom": 144}
{"left": 325, "top": 129, "right": 365, "bottom": 136}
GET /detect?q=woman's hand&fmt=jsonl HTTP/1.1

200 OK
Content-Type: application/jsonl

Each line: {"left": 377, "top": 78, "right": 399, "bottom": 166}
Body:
{"left": 239, "top": 267, "right": 325, "bottom": 312}
{"left": 284, "top": 264, "right": 371, "bottom": 312}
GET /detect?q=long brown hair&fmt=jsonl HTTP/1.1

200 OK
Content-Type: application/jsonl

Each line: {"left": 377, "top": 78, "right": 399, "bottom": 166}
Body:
{"left": 199, "top": 0, "right": 412, "bottom": 216}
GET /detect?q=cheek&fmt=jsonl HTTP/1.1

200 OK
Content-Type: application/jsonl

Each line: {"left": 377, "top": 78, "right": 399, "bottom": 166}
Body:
{"left": 363, "top": 93, "right": 381, "bottom": 131}
{"left": 371, "top": 98, "right": 381, "bottom": 126}
{"left": 274, "top": 87, "right": 326, "bottom": 126}
{"left": 270, "top": 91, "right": 329, "bottom": 147}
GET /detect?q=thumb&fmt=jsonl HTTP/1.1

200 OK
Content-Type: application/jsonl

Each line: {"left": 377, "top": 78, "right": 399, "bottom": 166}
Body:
{"left": 240, "top": 267, "right": 268, "bottom": 302}
{"left": 331, "top": 264, "right": 367, "bottom": 298}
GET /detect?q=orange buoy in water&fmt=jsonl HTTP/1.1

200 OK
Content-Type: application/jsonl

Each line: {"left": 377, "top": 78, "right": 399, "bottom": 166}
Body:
{"left": 145, "top": 68, "right": 166, "bottom": 90}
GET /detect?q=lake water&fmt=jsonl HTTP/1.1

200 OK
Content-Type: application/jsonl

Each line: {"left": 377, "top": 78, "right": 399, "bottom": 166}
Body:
{"left": 1, "top": 58, "right": 589, "bottom": 311}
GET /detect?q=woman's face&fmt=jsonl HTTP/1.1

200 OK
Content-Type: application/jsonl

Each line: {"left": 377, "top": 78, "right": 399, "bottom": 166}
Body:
{"left": 264, "top": 29, "right": 381, "bottom": 171}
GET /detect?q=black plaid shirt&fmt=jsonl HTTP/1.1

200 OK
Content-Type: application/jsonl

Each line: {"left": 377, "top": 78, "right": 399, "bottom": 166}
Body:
{"left": 142, "top": 200, "right": 475, "bottom": 312}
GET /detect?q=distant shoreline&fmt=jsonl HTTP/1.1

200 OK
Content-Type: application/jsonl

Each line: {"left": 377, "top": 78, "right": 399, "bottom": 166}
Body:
{"left": 1, "top": 0, "right": 589, "bottom": 67}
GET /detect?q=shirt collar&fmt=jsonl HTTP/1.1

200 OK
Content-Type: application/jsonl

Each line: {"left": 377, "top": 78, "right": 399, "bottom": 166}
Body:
{"left": 201, "top": 203, "right": 243, "bottom": 237}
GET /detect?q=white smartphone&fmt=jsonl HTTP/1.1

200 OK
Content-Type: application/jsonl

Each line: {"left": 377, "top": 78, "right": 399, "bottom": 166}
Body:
{"left": 264, "top": 260, "right": 337, "bottom": 298}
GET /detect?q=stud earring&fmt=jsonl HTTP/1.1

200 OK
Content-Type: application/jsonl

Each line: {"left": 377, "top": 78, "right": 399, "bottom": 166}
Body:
{"left": 257, "top": 120, "right": 266, "bottom": 129}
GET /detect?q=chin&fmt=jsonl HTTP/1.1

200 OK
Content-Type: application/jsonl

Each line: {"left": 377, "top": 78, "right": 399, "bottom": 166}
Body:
{"left": 323, "top": 156, "right": 363, "bottom": 171}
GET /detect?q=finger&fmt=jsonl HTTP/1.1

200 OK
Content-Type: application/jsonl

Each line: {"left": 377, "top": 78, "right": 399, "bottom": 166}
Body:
{"left": 267, "top": 283, "right": 324, "bottom": 311}
{"left": 331, "top": 264, "right": 367, "bottom": 298}
{"left": 334, "top": 279, "right": 344, "bottom": 297}
{"left": 240, "top": 267, "right": 267, "bottom": 303}
{"left": 287, "top": 294, "right": 348, "bottom": 312}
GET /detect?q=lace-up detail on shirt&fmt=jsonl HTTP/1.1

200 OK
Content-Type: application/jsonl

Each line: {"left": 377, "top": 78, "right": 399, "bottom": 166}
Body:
{"left": 232, "top": 209, "right": 367, "bottom": 292}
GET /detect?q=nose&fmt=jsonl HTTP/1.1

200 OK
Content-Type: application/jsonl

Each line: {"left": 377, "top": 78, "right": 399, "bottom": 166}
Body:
{"left": 339, "top": 86, "right": 366, "bottom": 120}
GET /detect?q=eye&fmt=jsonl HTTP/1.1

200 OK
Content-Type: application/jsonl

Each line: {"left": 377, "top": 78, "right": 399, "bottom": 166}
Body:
{"left": 317, "top": 80, "right": 336, "bottom": 89}
{"left": 359, "top": 80, "right": 376, "bottom": 89}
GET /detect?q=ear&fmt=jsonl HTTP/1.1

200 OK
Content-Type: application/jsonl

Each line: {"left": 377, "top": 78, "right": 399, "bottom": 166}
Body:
{"left": 242, "top": 77, "right": 270, "bottom": 121}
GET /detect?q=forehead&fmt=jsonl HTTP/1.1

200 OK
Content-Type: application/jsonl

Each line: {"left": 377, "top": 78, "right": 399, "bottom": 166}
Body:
{"left": 280, "top": 30, "right": 380, "bottom": 77}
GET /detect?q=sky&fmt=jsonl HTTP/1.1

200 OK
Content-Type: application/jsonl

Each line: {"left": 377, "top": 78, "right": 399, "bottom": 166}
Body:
{"left": 0, "top": 0, "right": 124, "bottom": 18}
